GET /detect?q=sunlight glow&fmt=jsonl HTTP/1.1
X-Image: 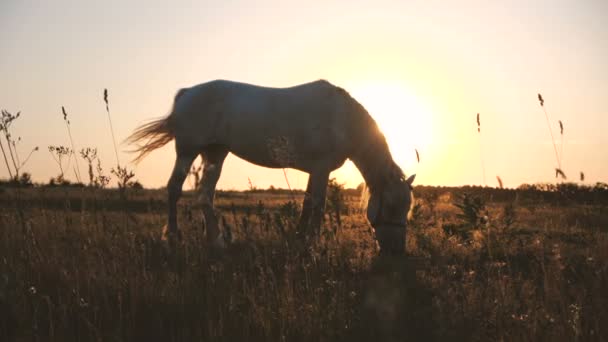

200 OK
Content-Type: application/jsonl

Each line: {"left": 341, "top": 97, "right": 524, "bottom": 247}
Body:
{"left": 330, "top": 80, "right": 438, "bottom": 188}
{"left": 349, "top": 81, "right": 435, "bottom": 167}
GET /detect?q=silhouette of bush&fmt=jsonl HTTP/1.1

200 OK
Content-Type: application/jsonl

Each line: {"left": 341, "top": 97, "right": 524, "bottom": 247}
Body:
{"left": 454, "top": 193, "right": 486, "bottom": 228}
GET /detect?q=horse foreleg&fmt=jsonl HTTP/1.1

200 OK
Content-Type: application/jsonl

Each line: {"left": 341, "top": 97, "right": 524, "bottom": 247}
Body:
{"left": 307, "top": 170, "right": 330, "bottom": 237}
{"left": 198, "top": 146, "right": 228, "bottom": 248}
{"left": 297, "top": 177, "right": 313, "bottom": 230}
{"left": 166, "top": 152, "right": 196, "bottom": 241}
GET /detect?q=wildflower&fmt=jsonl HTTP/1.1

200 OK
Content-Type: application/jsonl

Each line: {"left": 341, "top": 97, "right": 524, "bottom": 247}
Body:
{"left": 325, "top": 279, "right": 337, "bottom": 286}
{"left": 28, "top": 286, "right": 36, "bottom": 295}
{"left": 482, "top": 215, "right": 490, "bottom": 227}
{"left": 511, "top": 313, "right": 528, "bottom": 321}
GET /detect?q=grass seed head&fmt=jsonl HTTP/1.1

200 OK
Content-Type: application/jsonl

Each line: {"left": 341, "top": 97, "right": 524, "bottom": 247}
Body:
{"left": 496, "top": 176, "right": 504, "bottom": 189}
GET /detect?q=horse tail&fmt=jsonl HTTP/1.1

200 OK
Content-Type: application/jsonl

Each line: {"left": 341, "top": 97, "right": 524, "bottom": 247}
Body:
{"left": 126, "top": 88, "right": 188, "bottom": 163}
{"left": 126, "top": 116, "right": 174, "bottom": 163}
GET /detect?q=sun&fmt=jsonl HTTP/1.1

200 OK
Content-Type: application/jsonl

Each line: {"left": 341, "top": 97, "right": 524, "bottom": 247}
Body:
{"left": 331, "top": 80, "right": 436, "bottom": 188}
{"left": 349, "top": 81, "right": 435, "bottom": 164}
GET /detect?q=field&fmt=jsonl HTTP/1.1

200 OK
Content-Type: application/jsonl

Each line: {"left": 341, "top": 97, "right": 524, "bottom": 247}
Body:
{"left": 1, "top": 184, "right": 607, "bottom": 341}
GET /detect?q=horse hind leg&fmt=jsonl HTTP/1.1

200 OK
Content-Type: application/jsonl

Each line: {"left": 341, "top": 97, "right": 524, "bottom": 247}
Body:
{"left": 165, "top": 151, "right": 197, "bottom": 242}
{"left": 198, "top": 145, "right": 229, "bottom": 248}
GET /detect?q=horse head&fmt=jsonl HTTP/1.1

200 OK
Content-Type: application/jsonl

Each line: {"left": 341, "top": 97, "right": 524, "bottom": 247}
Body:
{"left": 367, "top": 171, "right": 415, "bottom": 255}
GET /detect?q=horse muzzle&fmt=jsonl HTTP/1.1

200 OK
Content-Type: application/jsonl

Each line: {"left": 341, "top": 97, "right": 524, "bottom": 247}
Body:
{"left": 373, "top": 223, "right": 406, "bottom": 256}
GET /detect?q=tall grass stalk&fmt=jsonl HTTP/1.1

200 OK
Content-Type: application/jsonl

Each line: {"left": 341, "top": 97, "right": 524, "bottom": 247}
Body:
{"left": 16, "top": 146, "right": 38, "bottom": 176}
{"left": 61, "top": 106, "right": 82, "bottom": 183}
{"left": 103, "top": 89, "right": 120, "bottom": 167}
{"left": 282, "top": 168, "right": 295, "bottom": 201}
{"left": 0, "top": 136, "right": 13, "bottom": 179}
{"left": 188, "top": 157, "right": 203, "bottom": 190}
{"left": 11, "top": 140, "right": 20, "bottom": 167}
{"left": 1, "top": 110, "right": 20, "bottom": 178}
{"left": 559, "top": 120, "right": 564, "bottom": 169}
{"left": 537, "top": 93, "right": 562, "bottom": 173}
{"left": 496, "top": 175, "right": 503, "bottom": 189}
{"left": 477, "top": 113, "right": 486, "bottom": 186}
{"left": 5, "top": 138, "right": 18, "bottom": 179}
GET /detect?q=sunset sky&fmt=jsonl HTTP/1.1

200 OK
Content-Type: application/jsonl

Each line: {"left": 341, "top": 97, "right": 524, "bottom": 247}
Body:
{"left": 1, "top": 0, "right": 606, "bottom": 190}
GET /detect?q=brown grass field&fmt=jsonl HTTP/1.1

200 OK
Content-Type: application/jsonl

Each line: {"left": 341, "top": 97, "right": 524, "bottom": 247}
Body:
{"left": 1, "top": 184, "right": 607, "bottom": 341}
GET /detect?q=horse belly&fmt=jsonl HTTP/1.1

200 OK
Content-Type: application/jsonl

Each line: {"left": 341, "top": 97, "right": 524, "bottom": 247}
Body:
{"left": 201, "top": 83, "right": 350, "bottom": 172}
{"left": 222, "top": 110, "right": 340, "bottom": 172}
{"left": 223, "top": 120, "right": 313, "bottom": 171}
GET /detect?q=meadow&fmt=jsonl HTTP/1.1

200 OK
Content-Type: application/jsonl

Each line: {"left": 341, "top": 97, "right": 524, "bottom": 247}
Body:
{"left": 1, "top": 183, "right": 607, "bottom": 341}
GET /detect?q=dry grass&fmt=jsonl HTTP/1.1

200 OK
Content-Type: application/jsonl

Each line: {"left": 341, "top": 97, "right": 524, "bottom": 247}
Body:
{"left": 0, "top": 186, "right": 607, "bottom": 341}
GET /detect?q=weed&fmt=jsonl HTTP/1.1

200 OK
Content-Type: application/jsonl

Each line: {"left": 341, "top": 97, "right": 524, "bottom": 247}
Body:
{"left": 502, "top": 201, "right": 516, "bottom": 228}
{"left": 454, "top": 192, "right": 487, "bottom": 228}
{"left": 110, "top": 165, "right": 135, "bottom": 198}
{"left": 0, "top": 110, "right": 38, "bottom": 180}
{"left": 48, "top": 145, "right": 73, "bottom": 183}
{"left": 327, "top": 177, "right": 346, "bottom": 227}
{"left": 95, "top": 159, "right": 111, "bottom": 188}
{"left": 188, "top": 158, "right": 203, "bottom": 190}
{"left": 80, "top": 147, "right": 98, "bottom": 186}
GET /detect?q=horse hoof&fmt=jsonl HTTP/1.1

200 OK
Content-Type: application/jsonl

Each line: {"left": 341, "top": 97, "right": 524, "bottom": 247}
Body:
{"left": 161, "top": 224, "right": 182, "bottom": 243}
{"left": 212, "top": 233, "right": 226, "bottom": 249}
{"left": 204, "top": 233, "right": 225, "bottom": 259}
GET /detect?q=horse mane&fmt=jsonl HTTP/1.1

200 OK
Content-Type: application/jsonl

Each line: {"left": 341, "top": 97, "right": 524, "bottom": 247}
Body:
{"left": 339, "top": 86, "right": 412, "bottom": 216}
{"left": 345, "top": 95, "right": 404, "bottom": 194}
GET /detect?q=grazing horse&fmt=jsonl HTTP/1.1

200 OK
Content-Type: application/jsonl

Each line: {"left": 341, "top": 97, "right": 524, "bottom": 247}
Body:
{"left": 127, "top": 80, "right": 415, "bottom": 255}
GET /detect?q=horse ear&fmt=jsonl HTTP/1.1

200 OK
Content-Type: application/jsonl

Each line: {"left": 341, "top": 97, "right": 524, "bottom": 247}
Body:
{"left": 366, "top": 192, "right": 381, "bottom": 224}
{"left": 406, "top": 174, "right": 416, "bottom": 187}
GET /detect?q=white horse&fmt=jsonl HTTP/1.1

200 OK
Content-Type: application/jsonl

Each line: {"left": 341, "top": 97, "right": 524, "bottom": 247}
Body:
{"left": 127, "top": 79, "right": 415, "bottom": 255}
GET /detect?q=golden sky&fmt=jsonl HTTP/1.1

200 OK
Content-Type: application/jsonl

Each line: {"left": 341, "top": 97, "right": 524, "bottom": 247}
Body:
{"left": 1, "top": 0, "right": 606, "bottom": 189}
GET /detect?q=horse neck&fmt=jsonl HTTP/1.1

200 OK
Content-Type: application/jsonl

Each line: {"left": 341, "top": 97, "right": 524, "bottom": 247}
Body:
{"left": 345, "top": 94, "right": 399, "bottom": 193}
{"left": 350, "top": 135, "right": 395, "bottom": 194}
